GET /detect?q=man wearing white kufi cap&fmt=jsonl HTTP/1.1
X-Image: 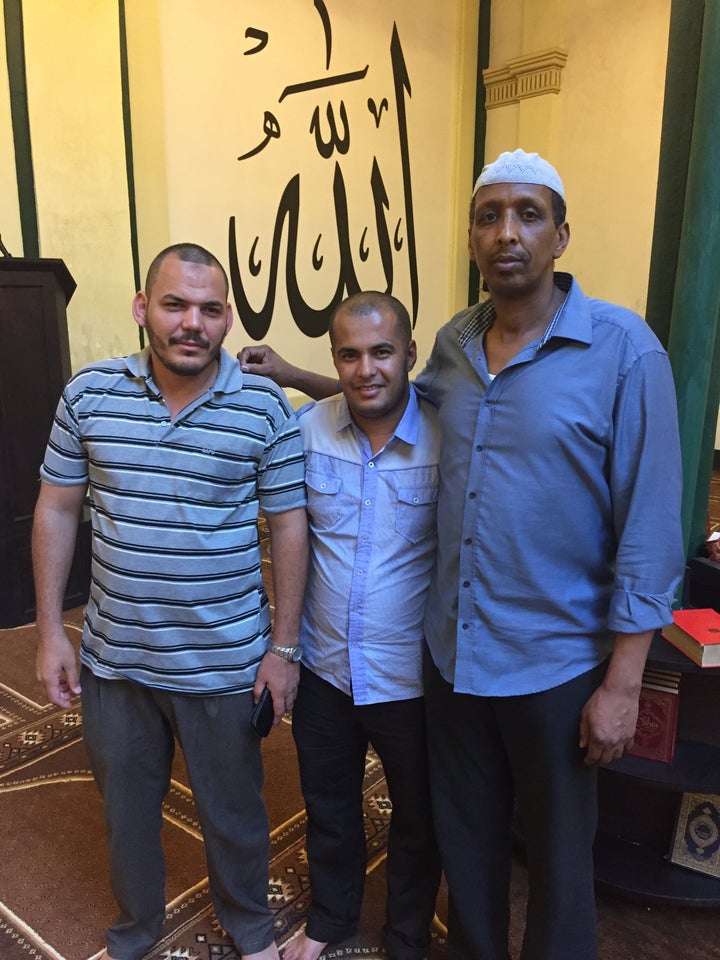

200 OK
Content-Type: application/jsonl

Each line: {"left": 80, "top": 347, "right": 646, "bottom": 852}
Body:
{"left": 413, "top": 148, "right": 684, "bottom": 959}
{"left": 474, "top": 147, "right": 566, "bottom": 195}
{"left": 237, "top": 148, "right": 685, "bottom": 959}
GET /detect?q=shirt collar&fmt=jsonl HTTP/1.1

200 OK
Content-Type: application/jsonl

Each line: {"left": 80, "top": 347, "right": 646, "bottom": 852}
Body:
{"left": 335, "top": 383, "right": 420, "bottom": 446}
{"left": 124, "top": 347, "right": 242, "bottom": 395}
{"left": 457, "top": 272, "right": 592, "bottom": 349}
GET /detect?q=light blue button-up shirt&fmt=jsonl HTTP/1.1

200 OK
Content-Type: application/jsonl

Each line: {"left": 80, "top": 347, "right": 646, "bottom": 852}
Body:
{"left": 415, "top": 273, "right": 685, "bottom": 697}
{"left": 297, "top": 388, "right": 441, "bottom": 704}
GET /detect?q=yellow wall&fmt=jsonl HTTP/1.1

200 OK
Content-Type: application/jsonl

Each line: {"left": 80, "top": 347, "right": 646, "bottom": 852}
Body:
{"left": 0, "top": 0, "right": 22, "bottom": 256}
{"left": 21, "top": 0, "right": 138, "bottom": 367}
{"left": 124, "top": 0, "right": 480, "bottom": 389}
{"left": 1, "top": 0, "right": 673, "bottom": 383}
{"left": 484, "top": 0, "right": 671, "bottom": 316}
{"left": 124, "top": 0, "right": 169, "bottom": 278}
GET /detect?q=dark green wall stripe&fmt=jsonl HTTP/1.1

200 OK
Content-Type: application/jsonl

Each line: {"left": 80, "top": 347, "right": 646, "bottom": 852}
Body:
{"left": 3, "top": 0, "right": 38, "bottom": 257}
{"left": 663, "top": 0, "right": 720, "bottom": 561}
{"left": 117, "top": 0, "right": 143, "bottom": 347}
{"left": 645, "top": 0, "right": 704, "bottom": 349}
{"left": 467, "top": 0, "right": 491, "bottom": 306}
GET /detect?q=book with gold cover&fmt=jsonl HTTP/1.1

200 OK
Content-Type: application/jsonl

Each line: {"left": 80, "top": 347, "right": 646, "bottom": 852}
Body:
{"left": 669, "top": 793, "right": 720, "bottom": 878}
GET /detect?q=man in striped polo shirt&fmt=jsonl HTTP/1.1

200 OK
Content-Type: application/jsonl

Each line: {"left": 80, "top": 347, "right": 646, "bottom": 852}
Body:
{"left": 32, "top": 243, "right": 308, "bottom": 960}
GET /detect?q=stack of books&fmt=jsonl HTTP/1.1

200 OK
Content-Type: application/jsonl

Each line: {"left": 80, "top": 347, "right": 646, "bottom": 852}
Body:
{"left": 661, "top": 608, "right": 720, "bottom": 668}
{"left": 627, "top": 667, "right": 681, "bottom": 763}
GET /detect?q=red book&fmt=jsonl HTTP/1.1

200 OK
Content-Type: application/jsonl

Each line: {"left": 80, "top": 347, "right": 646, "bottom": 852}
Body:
{"left": 627, "top": 670, "right": 680, "bottom": 763}
{"left": 661, "top": 608, "right": 720, "bottom": 668}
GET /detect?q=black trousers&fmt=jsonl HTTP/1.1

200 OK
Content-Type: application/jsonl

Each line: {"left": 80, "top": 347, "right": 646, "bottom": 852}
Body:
{"left": 424, "top": 656, "right": 604, "bottom": 960}
{"left": 292, "top": 665, "right": 441, "bottom": 960}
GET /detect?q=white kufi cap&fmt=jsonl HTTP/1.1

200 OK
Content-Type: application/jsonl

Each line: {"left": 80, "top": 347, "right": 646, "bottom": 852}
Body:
{"left": 473, "top": 148, "right": 565, "bottom": 200}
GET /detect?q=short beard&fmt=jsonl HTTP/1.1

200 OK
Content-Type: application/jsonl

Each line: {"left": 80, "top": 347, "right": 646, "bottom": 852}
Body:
{"left": 147, "top": 328, "right": 225, "bottom": 377}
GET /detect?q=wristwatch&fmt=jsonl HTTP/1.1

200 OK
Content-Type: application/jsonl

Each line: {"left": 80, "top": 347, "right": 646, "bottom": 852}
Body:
{"left": 267, "top": 642, "right": 303, "bottom": 663}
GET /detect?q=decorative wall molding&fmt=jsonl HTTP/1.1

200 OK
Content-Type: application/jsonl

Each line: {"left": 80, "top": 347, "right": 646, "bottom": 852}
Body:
{"left": 483, "top": 48, "right": 568, "bottom": 109}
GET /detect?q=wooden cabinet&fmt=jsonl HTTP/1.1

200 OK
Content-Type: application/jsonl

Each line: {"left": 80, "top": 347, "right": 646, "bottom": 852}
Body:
{"left": 0, "top": 258, "right": 90, "bottom": 626}
{"left": 595, "top": 633, "right": 720, "bottom": 905}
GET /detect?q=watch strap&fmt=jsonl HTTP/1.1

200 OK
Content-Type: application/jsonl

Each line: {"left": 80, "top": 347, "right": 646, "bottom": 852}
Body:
{"left": 267, "top": 642, "right": 302, "bottom": 662}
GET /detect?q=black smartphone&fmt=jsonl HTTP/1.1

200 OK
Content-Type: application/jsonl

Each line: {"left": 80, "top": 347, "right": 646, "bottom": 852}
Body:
{"left": 250, "top": 687, "right": 274, "bottom": 737}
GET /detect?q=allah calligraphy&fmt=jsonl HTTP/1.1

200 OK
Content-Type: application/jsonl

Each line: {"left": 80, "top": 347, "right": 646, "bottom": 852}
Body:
{"left": 229, "top": 2, "right": 418, "bottom": 339}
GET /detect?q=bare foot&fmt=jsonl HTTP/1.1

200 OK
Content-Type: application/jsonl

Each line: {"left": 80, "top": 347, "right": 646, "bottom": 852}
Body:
{"left": 242, "top": 944, "right": 280, "bottom": 960}
{"left": 282, "top": 932, "right": 328, "bottom": 960}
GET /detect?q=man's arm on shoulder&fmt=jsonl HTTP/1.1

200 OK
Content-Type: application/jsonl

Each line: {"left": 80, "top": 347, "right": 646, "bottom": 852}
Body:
{"left": 32, "top": 480, "right": 88, "bottom": 708}
{"left": 578, "top": 629, "right": 653, "bottom": 765}
{"left": 238, "top": 344, "right": 338, "bottom": 400}
{"left": 254, "top": 506, "right": 309, "bottom": 725}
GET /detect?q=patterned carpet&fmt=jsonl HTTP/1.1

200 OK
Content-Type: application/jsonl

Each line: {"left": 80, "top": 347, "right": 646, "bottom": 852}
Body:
{"left": 3, "top": 605, "right": 719, "bottom": 959}
{"left": 0, "top": 607, "right": 448, "bottom": 960}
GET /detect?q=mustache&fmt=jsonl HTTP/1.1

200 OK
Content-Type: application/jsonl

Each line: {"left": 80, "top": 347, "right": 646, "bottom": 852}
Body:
{"left": 491, "top": 253, "right": 526, "bottom": 264}
{"left": 169, "top": 334, "right": 211, "bottom": 348}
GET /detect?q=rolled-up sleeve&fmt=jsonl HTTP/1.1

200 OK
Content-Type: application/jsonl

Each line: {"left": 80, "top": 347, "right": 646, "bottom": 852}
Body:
{"left": 608, "top": 349, "right": 685, "bottom": 632}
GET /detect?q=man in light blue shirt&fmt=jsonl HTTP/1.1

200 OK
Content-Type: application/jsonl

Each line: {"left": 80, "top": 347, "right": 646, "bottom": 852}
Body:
{"left": 283, "top": 292, "right": 441, "bottom": 960}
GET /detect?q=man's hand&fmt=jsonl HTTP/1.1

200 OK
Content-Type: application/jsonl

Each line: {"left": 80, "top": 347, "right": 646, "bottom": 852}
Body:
{"left": 253, "top": 652, "right": 300, "bottom": 727}
{"left": 579, "top": 682, "right": 640, "bottom": 765}
{"left": 238, "top": 345, "right": 295, "bottom": 386}
{"left": 238, "top": 344, "right": 339, "bottom": 400}
{"left": 36, "top": 627, "right": 81, "bottom": 709}
{"left": 578, "top": 629, "right": 653, "bottom": 765}
{"left": 32, "top": 480, "right": 87, "bottom": 710}
{"left": 257, "top": 506, "right": 307, "bottom": 729}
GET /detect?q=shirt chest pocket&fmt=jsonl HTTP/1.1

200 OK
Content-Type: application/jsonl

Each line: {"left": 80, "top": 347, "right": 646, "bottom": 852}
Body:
{"left": 306, "top": 469, "right": 343, "bottom": 531}
{"left": 395, "top": 485, "right": 438, "bottom": 544}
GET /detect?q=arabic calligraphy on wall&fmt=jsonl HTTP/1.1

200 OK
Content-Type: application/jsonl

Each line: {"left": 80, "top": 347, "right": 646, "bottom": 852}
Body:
{"left": 229, "top": 1, "right": 418, "bottom": 339}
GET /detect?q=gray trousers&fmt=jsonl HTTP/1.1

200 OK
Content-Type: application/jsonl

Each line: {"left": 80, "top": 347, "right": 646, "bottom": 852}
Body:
{"left": 81, "top": 666, "right": 274, "bottom": 960}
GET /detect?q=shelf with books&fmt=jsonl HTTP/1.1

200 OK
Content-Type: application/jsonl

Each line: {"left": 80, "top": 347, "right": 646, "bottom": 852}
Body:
{"left": 594, "top": 631, "right": 720, "bottom": 905}
{"left": 662, "top": 607, "right": 720, "bottom": 667}
{"left": 608, "top": 740, "right": 720, "bottom": 793}
{"left": 594, "top": 832, "right": 720, "bottom": 906}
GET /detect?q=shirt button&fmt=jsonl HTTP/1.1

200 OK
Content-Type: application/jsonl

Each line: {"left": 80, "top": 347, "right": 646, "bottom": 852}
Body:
{"left": 464, "top": 538, "right": 472, "bottom": 545}
{"left": 485, "top": 399, "right": 495, "bottom": 406}
{"left": 364, "top": 499, "right": 371, "bottom": 506}
{"left": 463, "top": 581, "right": 470, "bottom": 588}
{"left": 469, "top": 491, "right": 477, "bottom": 499}
{"left": 461, "top": 623, "right": 469, "bottom": 630}
{"left": 368, "top": 461, "right": 375, "bottom": 468}
{"left": 320, "top": 482, "right": 327, "bottom": 488}
{"left": 476, "top": 445, "right": 483, "bottom": 452}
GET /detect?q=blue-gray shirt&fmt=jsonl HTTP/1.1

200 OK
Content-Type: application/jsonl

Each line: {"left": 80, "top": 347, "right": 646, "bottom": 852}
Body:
{"left": 297, "top": 388, "right": 441, "bottom": 704}
{"left": 414, "top": 272, "right": 685, "bottom": 696}
{"left": 40, "top": 348, "right": 306, "bottom": 695}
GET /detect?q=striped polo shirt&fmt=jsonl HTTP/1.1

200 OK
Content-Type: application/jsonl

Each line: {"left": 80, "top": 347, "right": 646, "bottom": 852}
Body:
{"left": 40, "top": 347, "right": 307, "bottom": 695}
